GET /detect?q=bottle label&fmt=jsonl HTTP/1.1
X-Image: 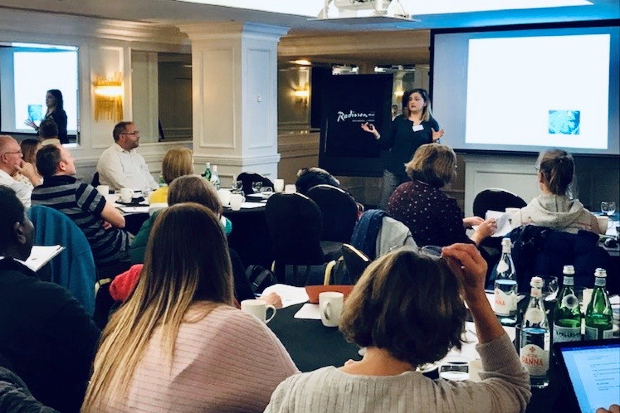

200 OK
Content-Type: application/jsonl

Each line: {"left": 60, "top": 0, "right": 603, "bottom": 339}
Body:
{"left": 496, "top": 260, "right": 509, "bottom": 273}
{"left": 585, "top": 326, "right": 614, "bottom": 340}
{"left": 494, "top": 289, "right": 516, "bottom": 316}
{"left": 560, "top": 294, "right": 579, "bottom": 310}
{"left": 553, "top": 325, "right": 581, "bottom": 343}
{"left": 520, "top": 344, "right": 549, "bottom": 376}
{"left": 562, "top": 276, "right": 574, "bottom": 286}
{"left": 594, "top": 277, "right": 606, "bottom": 287}
{"left": 524, "top": 308, "right": 545, "bottom": 324}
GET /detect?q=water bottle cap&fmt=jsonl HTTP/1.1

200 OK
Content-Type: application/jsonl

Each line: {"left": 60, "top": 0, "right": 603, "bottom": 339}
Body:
{"left": 594, "top": 268, "right": 607, "bottom": 278}
{"left": 501, "top": 238, "right": 511, "bottom": 246}
{"left": 563, "top": 265, "right": 575, "bottom": 275}
{"left": 530, "top": 276, "right": 544, "bottom": 288}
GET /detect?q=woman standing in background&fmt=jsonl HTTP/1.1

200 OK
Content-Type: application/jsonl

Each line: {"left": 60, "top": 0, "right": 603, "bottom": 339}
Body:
{"left": 25, "top": 89, "right": 68, "bottom": 144}
{"left": 361, "top": 89, "right": 444, "bottom": 210}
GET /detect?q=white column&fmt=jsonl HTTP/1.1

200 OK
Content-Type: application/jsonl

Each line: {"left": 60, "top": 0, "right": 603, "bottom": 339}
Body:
{"left": 180, "top": 22, "right": 289, "bottom": 186}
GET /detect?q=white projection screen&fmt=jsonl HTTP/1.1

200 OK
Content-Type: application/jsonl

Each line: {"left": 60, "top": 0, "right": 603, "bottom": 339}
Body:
{"left": 431, "top": 23, "right": 619, "bottom": 156}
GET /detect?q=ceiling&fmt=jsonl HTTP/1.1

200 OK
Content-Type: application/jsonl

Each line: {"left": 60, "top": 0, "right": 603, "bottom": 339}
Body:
{"left": 0, "top": 0, "right": 617, "bottom": 66}
{"left": 0, "top": 0, "right": 617, "bottom": 32}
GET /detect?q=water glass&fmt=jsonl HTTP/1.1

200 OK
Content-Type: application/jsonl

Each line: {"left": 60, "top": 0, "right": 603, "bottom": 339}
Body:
{"left": 439, "top": 357, "right": 470, "bottom": 381}
{"left": 601, "top": 202, "right": 609, "bottom": 215}
{"left": 542, "top": 276, "right": 559, "bottom": 302}
{"left": 252, "top": 181, "right": 263, "bottom": 193}
{"left": 607, "top": 201, "right": 616, "bottom": 217}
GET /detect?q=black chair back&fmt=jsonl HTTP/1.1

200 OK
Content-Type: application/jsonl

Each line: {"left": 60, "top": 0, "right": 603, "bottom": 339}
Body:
{"left": 237, "top": 172, "right": 274, "bottom": 195}
{"left": 265, "top": 193, "right": 326, "bottom": 283}
{"left": 307, "top": 184, "right": 358, "bottom": 243}
{"left": 473, "top": 188, "right": 527, "bottom": 219}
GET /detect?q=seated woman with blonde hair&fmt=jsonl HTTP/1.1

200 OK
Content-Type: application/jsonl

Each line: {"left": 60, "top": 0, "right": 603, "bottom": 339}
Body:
{"left": 82, "top": 203, "right": 297, "bottom": 413}
{"left": 149, "top": 147, "right": 194, "bottom": 204}
{"left": 510, "top": 148, "right": 598, "bottom": 234}
{"left": 388, "top": 144, "right": 496, "bottom": 247}
{"left": 265, "top": 243, "right": 530, "bottom": 413}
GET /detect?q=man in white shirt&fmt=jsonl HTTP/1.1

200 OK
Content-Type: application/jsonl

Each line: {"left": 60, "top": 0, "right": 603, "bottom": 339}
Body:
{"left": 0, "top": 135, "right": 41, "bottom": 207}
{"left": 96, "top": 122, "right": 159, "bottom": 191}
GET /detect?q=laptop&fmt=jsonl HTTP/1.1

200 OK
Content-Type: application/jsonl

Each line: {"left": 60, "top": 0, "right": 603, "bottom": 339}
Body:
{"left": 554, "top": 339, "right": 620, "bottom": 413}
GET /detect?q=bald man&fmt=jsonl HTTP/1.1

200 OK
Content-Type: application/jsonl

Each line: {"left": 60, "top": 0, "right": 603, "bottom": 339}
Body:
{"left": 0, "top": 135, "right": 41, "bottom": 207}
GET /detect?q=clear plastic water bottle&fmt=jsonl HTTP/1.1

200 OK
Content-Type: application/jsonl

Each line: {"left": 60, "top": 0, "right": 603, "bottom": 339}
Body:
{"left": 494, "top": 237, "right": 518, "bottom": 325}
{"left": 210, "top": 165, "right": 221, "bottom": 190}
{"left": 520, "top": 276, "right": 550, "bottom": 389}
{"left": 553, "top": 265, "right": 582, "bottom": 343}
{"left": 585, "top": 268, "right": 613, "bottom": 340}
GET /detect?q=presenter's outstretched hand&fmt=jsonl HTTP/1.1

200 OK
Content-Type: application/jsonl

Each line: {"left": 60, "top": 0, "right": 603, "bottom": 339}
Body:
{"left": 361, "top": 122, "right": 380, "bottom": 139}
{"left": 431, "top": 128, "right": 445, "bottom": 142}
{"left": 24, "top": 119, "right": 37, "bottom": 130}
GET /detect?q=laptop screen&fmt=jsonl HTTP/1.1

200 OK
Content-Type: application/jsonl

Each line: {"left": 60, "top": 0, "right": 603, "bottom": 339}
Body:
{"left": 557, "top": 341, "right": 620, "bottom": 413}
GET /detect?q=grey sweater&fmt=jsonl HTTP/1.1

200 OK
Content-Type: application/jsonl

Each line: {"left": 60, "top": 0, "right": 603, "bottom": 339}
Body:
{"left": 513, "top": 194, "right": 599, "bottom": 234}
{"left": 264, "top": 334, "right": 530, "bottom": 413}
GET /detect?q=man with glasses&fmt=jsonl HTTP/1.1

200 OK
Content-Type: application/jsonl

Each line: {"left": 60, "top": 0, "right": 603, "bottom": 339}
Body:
{"left": 0, "top": 135, "right": 41, "bottom": 207}
{"left": 96, "top": 121, "right": 159, "bottom": 191}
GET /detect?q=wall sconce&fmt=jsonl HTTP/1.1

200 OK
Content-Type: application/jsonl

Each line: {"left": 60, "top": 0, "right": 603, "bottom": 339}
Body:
{"left": 293, "top": 83, "right": 310, "bottom": 107}
{"left": 94, "top": 72, "right": 123, "bottom": 122}
{"left": 394, "top": 89, "right": 404, "bottom": 98}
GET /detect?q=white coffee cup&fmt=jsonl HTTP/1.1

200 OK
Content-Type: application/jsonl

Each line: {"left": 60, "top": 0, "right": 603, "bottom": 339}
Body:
{"left": 230, "top": 193, "right": 245, "bottom": 211}
{"left": 319, "top": 291, "right": 344, "bottom": 328}
{"left": 96, "top": 185, "right": 109, "bottom": 196}
{"left": 240, "top": 299, "right": 276, "bottom": 323}
{"left": 274, "top": 179, "right": 285, "bottom": 193}
{"left": 217, "top": 189, "right": 231, "bottom": 206}
{"left": 120, "top": 188, "right": 133, "bottom": 203}
{"left": 596, "top": 215, "right": 609, "bottom": 235}
{"left": 284, "top": 184, "right": 297, "bottom": 194}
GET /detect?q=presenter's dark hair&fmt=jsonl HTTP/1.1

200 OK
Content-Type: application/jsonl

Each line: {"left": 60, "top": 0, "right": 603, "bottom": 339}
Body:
{"left": 47, "top": 89, "right": 64, "bottom": 111}
{"left": 39, "top": 119, "right": 59, "bottom": 139}
{"left": 402, "top": 88, "right": 432, "bottom": 121}
{"left": 113, "top": 122, "right": 134, "bottom": 142}
{"left": 536, "top": 149, "right": 574, "bottom": 196}
{"left": 339, "top": 247, "right": 466, "bottom": 367}
{"left": 36, "top": 144, "right": 62, "bottom": 178}
{"left": 0, "top": 186, "right": 26, "bottom": 251}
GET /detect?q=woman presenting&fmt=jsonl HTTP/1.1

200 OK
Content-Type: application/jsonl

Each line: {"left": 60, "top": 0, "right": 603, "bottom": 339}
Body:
{"left": 362, "top": 88, "right": 444, "bottom": 210}
{"left": 25, "top": 89, "right": 68, "bottom": 144}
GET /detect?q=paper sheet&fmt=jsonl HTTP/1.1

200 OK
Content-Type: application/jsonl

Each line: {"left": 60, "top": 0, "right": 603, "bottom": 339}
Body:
{"left": 472, "top": 210, "right": 514, "bottom": 237}
{"left": 117, "top": 206, "right": 150, "bottom": 214}
{"left": 261, "top": 284, "right": 309, "bottom": 308}
{"left": 240, "top": 202, "right": 265, "bottom": 209}
{"left": 294, "top": 303, "right": 321, "bottom": 319}
{"left": 24, "top": 245, "right": 65, "bottom": 271}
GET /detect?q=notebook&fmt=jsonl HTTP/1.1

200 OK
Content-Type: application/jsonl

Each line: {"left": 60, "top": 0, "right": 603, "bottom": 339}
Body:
{"left": 554, "top": 339, "right": 620, "bottom": 413}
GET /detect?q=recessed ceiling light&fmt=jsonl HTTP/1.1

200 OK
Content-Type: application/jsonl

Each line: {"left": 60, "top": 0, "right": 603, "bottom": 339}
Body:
{"left": 292, "top": 59, "right": 312, "bottom": 66}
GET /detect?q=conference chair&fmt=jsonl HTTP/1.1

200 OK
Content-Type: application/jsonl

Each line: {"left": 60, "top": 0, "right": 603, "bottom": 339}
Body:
{"left": 306, "top": 184, "right": 359, "bottom": 244}
{"left": 27, "top": 205, "right": 97, "bottom": 315}
{"left": 265, "top": 193, "right": 333, "bottom": 285}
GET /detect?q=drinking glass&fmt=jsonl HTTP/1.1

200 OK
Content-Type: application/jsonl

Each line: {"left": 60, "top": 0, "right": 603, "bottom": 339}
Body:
{"left": 252, "top": 181, "right": 263, "bottom": 193}
{"left": 439, "top": 357, "right": 470, "bottom": 381}
{"left": 231, "top": 180, "right": 244, "bottom": 196}
{"left": 542, "top": 276, "right": 559, "bottom": 302}
{"left": 601, "top": 202, "right": 609, "bottom": 215}
{"left": 607, "top": 201, "right": 616, "bottom": 217}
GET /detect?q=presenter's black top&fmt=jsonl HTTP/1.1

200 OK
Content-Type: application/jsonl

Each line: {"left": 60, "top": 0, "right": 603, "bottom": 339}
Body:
{"left": 376, "top": 114, "right": 440, "bottom": 178}
{"left": 47, "top": 109, "right": 68, "bottom": 144}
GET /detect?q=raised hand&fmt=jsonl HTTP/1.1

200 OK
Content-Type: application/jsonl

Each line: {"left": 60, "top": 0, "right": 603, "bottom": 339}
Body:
{"left": 431, "top": 128, "right": 445, "bottom": 142}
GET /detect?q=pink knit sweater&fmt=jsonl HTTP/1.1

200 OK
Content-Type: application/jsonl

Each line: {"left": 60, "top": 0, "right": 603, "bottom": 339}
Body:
{"left": 97, "top": 304, "right": 298, "bottom": 413}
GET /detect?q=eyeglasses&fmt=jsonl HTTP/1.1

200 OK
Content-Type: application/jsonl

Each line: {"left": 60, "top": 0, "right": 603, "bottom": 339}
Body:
{"left": 121, "top": 131, "right": 140, "bottom": 136}
{"left": 1, "top": 150, "right": 22, "bottom": 155}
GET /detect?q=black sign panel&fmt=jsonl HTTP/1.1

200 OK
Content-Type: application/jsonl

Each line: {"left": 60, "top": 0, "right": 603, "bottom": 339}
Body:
{"left": 319, "top": 74, "right": 393, "bottom": 177}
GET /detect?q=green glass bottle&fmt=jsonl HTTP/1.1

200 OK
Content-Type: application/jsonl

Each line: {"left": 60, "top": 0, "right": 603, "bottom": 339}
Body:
{"left": 585, "top": 268, "right": 613, "bottom": 340}
{"left": 553, "top": 265, "right": 581, "bottom": 343}
{"left": 201, "top": 162, "right": 212, "bottom": 181}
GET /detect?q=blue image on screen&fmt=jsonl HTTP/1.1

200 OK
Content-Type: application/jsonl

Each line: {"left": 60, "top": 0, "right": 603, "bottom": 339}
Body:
{"left": 27, "top": 104, "right": 43, "bottom": 121}
{"left": 548, "top": 110, "right": 580, "bottom": 135}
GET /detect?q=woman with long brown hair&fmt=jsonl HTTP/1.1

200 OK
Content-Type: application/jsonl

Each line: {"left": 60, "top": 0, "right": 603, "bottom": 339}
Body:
{"left": 82, "top": 203, "right": 297, "bottom": 413}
